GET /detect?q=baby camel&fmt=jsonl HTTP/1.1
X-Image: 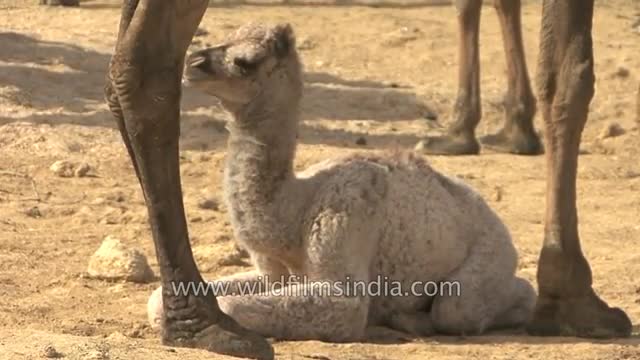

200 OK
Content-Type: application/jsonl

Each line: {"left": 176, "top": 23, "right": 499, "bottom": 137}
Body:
{"left": 149, "top": 23, "right": 535, "bottom": 341}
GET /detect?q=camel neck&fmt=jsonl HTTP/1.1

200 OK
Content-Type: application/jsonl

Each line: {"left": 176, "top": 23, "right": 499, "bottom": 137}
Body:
{"left": 223, "top": 103, "right": 299, "bottom": 239}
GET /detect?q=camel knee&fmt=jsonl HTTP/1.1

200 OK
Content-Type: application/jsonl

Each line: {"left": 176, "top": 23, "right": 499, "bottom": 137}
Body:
{"left": 537, "top": 33, "right": 595, "bottom": 122}
{"left": 493, "top": 0, "right": 519, "bottom": 13}
{"left": 559, "top": 57, "right": 594, "bottom": 107}
{"left": 455, "top": 0, "right": 482, "bottom": 18}
{"left": 107, "top": 55, "right": 183, "bottom": 134}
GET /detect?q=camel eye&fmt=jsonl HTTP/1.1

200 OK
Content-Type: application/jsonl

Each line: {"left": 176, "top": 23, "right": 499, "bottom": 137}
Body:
{"left": 233, "top": 57, "right": 257, "bottom": 71}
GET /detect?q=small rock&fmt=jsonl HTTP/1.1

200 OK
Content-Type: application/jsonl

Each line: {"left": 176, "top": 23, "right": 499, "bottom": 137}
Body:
{"left": 25, "top": 206, "right": 42, "bottom": 218}
{"left": 414, "top": 140, "right": 427, "bottom": 152}
{"left": 381, "top": 27, "right": 422, "bottom": 47}
{"left": 50, "top": 160, "right": 75, "bottom": 178}
{"left": 106, "top": 331, "right": 128, "bottom": 341}
{"left": 218, "top": 251, "right": 251, "bottom": 267}
{"left": 234, "top": 243, "right": 250, "bottom": 259}
{"left": 194, "top": 27, "right": 209, "bottom": 37}
{"left": 612, "top": 66, "right": 630, "bottom": 78}
{"left": 84, "top": 350, "right": 109, "bottom": 360}
{"left": 297, "top": 36, "right": 317, "bottom": 51}
{"left": 423, "top": 110, "right": 438, "bottom": 121}
{"left": 632, "top": 18, "right": 640, "bottom": 33}
{"left": 50, "top": 160, "right": 92, "bottom": 178}
{"left": 74, "top": 162, "right": 92, "bottom": 177}
{"left": 107, "top": 284, "right": 126, "bottom": 293}
{"left": 126, "top": 328, "right": 142, "bottom": 338}
{"left": 355, "top": 136, "right": 367, "bottom": 146}
{"left": 598, "top": 122, "right": 626, "bottom": 140}
{"left": 492, "top": 186, "right": 503, "bottom": 202}
{"left": 87, "top": 236, "right": 155, "bottom": 283}
{"left": 197, "top": 197, "right": 219, "bottom": 211}
{"left": 42, "top": 344, "right": 63, "bottom": 358}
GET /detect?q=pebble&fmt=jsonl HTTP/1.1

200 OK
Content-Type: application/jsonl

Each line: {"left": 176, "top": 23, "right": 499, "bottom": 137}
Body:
{"left": 611, "top": 66, "right": 630, "bottom": 78}
{"left": 492, "top": 186, "right": 503, "bottom": 202}
{"left": 414, "top": 140, "right": 428, "bottom": 152}
{"left": 598, "top": 122, "right": 626, "bottom": 140}
{"left": 50, "top": 160, "right": 92, "bottom": 178}
{"left": 197, "top": 197, "right": 219, "bottom": 211}
{"left": 50, "top": 160, "right": 75, "bottom": 178}
{"left": 297, "top": 36, "right": 317, "bottom": 51}
{"left": 74, "top": 163, "right": 91, "bottom": 177}
{"left": 42, "top": 344, "right": 63, "bottom": 358}
{"left": 381, "top": 27, "right": 421, "bottom": 47}
{"left": 25, "top": 206, "right": 42, "bottom": 218}
{"left": 87, "top": 236, "right": 154, "bottom": 283}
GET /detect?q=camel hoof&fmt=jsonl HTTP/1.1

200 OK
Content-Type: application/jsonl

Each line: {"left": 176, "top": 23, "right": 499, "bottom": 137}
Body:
{"left": 162, "top": 312, "right": 274, "bottom": 360}
{"left": 148, "top": 286, "right": 274, "bottom": 359}
{"left": 526, "top": 291, "right": 632, "bottom": 338}
{"left": 181, "top": 316, "right": 275, "bottom": 360}
{"left": 415, "top": 134, "right": 480, "bottom": 155}
{"left": 479, "top": 128, "right": 543, "bottom": 155}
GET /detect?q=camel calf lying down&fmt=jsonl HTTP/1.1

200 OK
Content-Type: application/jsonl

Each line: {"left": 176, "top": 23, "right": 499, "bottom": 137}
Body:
{"left": 148, "top": 22, "right": 535, "bottom": 341}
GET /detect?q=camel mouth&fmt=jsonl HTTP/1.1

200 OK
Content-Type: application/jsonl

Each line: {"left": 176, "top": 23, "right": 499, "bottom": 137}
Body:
{"left": 184, "top": 52, "right": 220, "bottom": 83}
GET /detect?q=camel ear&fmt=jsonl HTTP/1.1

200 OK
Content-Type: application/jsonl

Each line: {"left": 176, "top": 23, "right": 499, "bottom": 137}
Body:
{"left": 273, "top": 23, "right": 295, "bottom": 58}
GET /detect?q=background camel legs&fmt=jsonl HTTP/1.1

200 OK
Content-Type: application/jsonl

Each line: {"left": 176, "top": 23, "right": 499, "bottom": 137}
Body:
{"left": 480, "top": 0, "right": 542, "bottom": 155}
{"left": 105, "top": 0, "right": 273, "bottom": 358}
{"left": 420, "top": 0, "right": 482, "bottom": 155}
{"left": 526, "top": 0, "right": 632, "bottom": 338}
{"left": 421, "top": 0, "right": 541, "bottom": 156}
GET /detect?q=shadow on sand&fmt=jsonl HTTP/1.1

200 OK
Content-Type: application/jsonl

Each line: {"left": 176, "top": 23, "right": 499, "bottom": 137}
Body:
{"left": 0, "top": 31, "right": 430, "bottom": 151}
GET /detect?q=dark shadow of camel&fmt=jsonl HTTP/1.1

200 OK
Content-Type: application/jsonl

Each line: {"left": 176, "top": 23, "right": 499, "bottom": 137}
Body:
{"left": 359, "top": 325, "right": 640, "bottom": 346}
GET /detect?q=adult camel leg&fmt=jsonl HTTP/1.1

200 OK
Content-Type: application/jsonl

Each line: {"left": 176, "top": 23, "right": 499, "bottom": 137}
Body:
{"left": 420, "top": 0, "right": 482, "bottom": 155}
{"left": 104, "top": 1, "right": 274, "bottom": 358}
{"left": 480, "top": 0, "right": 542, "bottom": 155}
{"left": 526, "top": 0, "right": 632, "bottom": 338}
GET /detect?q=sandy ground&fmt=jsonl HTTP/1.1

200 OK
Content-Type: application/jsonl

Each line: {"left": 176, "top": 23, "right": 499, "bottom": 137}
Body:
{"left": 1, "top": 0, "right": 640, "bottom": 359}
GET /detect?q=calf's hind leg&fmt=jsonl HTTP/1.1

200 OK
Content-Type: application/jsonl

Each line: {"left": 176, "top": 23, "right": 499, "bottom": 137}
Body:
{"left": 430, "top": 233, "right": 535, "bottom": 335}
